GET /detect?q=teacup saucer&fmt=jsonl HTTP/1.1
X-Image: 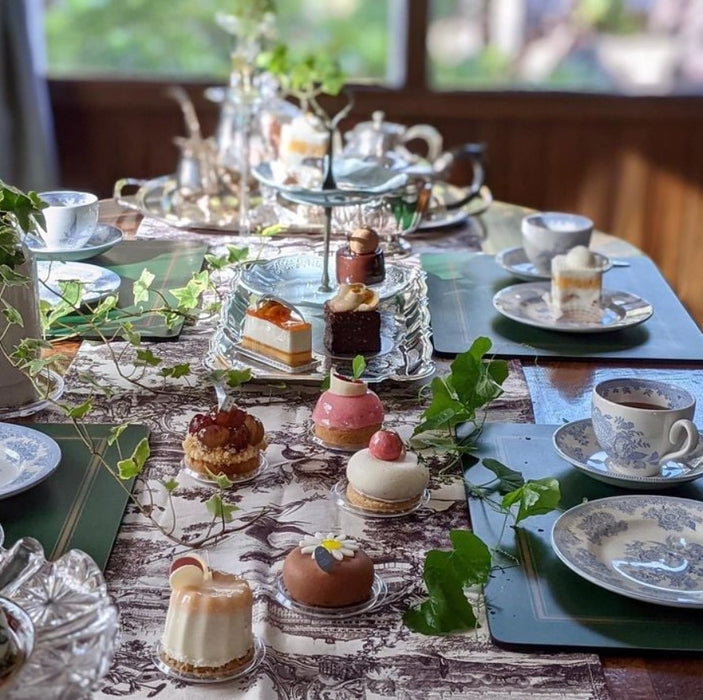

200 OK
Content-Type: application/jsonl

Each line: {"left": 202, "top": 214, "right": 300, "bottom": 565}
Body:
{"left": 27, "top": 224, "right": 124, "bottom": 262}
{"left": 552, "top": 418, "right": 703, "bottom": 490}
{"left": 495, "top": 246, "right": 612, "bottom": 281}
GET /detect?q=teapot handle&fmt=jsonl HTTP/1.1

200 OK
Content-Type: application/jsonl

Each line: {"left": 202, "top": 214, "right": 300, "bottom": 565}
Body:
{"left": 435, "top": 143, "right": 486, "bottom": 210}
{"left": 402, "top": 124, "right": 443, "bottom": 162}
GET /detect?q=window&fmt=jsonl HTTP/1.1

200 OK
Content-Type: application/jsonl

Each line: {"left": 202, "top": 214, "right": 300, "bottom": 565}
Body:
{"left": 44, "top": 0, "right": 392, "bottom": 83}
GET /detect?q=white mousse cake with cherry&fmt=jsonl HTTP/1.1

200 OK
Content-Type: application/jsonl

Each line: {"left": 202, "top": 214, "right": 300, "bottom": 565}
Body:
{"left": 550, "top": 245, "right": 603, "bottom": 321}
{"left": 240, "top": 298, "right": 312, "bottom": 369}
{"left": 346, "top": 430, "right": 429, "bottom": 513}
{"left": 160, "top": 554, "right": 254, "bottom": 676}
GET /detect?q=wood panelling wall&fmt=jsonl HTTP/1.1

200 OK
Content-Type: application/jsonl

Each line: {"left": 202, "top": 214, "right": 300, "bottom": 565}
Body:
{"left": 49, "top": 79, "right": 703, "bottom": 327}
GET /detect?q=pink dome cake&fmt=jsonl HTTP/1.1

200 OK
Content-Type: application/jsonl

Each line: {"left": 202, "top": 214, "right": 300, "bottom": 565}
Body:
{"left": 312, "top": 372, "right": 384, "bottom": 450}
{"left": 160, "top": 555, "right": 254, "bottom": 677}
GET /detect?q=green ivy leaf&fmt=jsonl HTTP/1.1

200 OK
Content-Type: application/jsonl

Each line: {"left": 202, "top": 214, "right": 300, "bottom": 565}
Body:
{"left": 482, "top": 458, "right": 525, "bottom": 494}
{"left": 501, "top": 477, "right": 561, "bottom": 525}
{"left": 107, "top": 423, "right": 129, "bottom": 446}
{"left": 205, "top": 493, "right": 238, "bottom": 521}
{"left": 133, "top": 269, "right": 155, "bottom": 304}
{"left": 160, "top": 363, "right": 191, "bottom": 379}
{"left": 117, "top": 458, "right": 141, "bottom": 480}
{"left": 223, "top": 368, "right": 252, "bottom": 389}
{"left": 351, "top": 355, "right": 366, "bottom": 380}
{"left": 135, "top": 348, "right": 162, "bottom": 367}
{"left": 161, "top": 478, "right": 179, "bottom": 494}
{"left": 66, "top": 400, "right": 93, "bottom": 420}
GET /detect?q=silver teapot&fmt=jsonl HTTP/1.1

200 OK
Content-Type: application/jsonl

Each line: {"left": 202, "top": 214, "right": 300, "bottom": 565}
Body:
{"left": 343, "top": 110, "right": 443, "bottom": 163}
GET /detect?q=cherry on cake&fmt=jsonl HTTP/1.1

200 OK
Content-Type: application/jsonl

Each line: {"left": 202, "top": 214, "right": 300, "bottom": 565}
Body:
{"left": 282, "top": 532, "right": 374, "bottom": 607}
{"left": 160, "top": 554, "right": 254, "bottom": 677}
{"left": 183, "top": 404, "right": 266, "bottom": 478}
{"left": 240, "top": 298, "right": 312, "bottom": 369}
{"left": 335, "top": 226, "right": 385, "bottom": 286}
{"left": 323, "top": 283, "right": 381, "bottom": 356}
{"left": 346, "top": 430, "right": 429, "bottom": 514}
{"left": 312, "top": 372, "right": 384, "bottom": 449}
{"left": 550, "top": 245, "right": 604, "bottom": 321}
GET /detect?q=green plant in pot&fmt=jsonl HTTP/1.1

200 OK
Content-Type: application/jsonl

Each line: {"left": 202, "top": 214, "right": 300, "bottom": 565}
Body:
{"left": 0, "top": 182, "right": 49, "bottom": 413}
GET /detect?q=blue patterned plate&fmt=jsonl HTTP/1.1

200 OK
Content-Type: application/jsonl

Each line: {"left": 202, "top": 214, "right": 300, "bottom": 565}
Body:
{"left": 553, "top": 418, "right": 703, "bottom": 490}
{"left": 37, "top": 261, "right": 121, "bottom": 307}
{"left": 0, "top": 423, "right": 62, "bottom": 499}
{"left": 552, "top": 495, "right": 703, "bottom": 607}
{"left": 27, "top": 224, "right": 124, "bottom": 261}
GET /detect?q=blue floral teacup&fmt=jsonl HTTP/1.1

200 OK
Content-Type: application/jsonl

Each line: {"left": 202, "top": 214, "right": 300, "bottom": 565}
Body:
{"left": 592, "top": 378, "right": 699, "bottom": 476}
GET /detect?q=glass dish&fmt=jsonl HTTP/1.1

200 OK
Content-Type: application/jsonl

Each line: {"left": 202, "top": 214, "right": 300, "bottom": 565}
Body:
{"left": 0, "top": 538, "right": 119, "bottom": 699}
{"left": 274, "top": 573, "right": 387, "bottom": 619}
{"left": 181, "top": 453, "right": 269, "bottom": 486}
{"left": 331, "top": 479, "right": 431, "bottom": 518}
{"left": 205, "top": 264, "right": 435, "bottom": 384}
{"left": 154, "top": 635, "right": 265, "bottom": 684}
{"left": 0, "top": 597, "right": 34, "bottom": 697}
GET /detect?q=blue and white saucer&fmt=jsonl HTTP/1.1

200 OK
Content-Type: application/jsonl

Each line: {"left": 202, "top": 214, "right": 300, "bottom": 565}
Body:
{"left": 28, "top": 224, "right": 123, "bottom": 262}
{"left": 37, "top": 261, "right": 121, "bottom": 307}
{"left": 552, "top": 418, "right": 703, "bottom": 490}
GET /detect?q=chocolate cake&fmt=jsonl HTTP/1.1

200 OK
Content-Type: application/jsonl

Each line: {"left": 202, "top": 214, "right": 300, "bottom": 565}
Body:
{"left": 323, "top": 284, "right": 381, "bottom": 355}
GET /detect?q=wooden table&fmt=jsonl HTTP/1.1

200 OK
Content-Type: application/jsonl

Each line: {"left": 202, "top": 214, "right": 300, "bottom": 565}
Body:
{"left": 94, "top": 198, "right": 703, "bottom": 699}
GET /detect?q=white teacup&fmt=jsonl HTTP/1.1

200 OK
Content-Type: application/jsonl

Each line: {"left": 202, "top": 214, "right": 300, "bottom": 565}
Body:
{"left": 592, "top": 378, "right": 699, "bottom": 477}
{"left": 35, "top": 191, "right": 99, "bottom": 250}
{"left": 522, "top": 212, "right": 593, "bottom": 275}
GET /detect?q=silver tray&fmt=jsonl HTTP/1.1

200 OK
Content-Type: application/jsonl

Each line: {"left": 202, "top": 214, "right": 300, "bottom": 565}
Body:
{"left": 205, "top": 265, "right": 435, "bottom": 384}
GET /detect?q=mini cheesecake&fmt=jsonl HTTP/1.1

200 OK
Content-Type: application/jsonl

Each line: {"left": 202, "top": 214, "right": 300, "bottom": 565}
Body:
{"left": 241, "top": 299, "right": 312, "bottom": 368}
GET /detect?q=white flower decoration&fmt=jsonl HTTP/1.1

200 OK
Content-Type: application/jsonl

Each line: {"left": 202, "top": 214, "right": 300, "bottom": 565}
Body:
{"left": 299, "top": 532, "right": 359, "bottom": 561}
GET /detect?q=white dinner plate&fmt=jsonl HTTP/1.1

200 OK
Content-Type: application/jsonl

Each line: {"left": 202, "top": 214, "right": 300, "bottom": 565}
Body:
{"left": 27, "top": 224, "right": 124, "bottom": 261}
{"left": 492, "top": 282, "right": 653, "bottom": 333}
{"left": 495, "top": 245, "right": 612, "bottom": 281}
{"left": 239, "top": 254, "right": 414, "bottom": 307}
{"left": 553, "top": 418, "right": 703, "bottom": 490}
{"left": 0, "top": 422, "right": 62, "bottom": 499}
{"left": 552, "top": 495, "right": 703, "bottom": 607}
{"left": 37, "top": 261, "right": 121, "bottom": 306}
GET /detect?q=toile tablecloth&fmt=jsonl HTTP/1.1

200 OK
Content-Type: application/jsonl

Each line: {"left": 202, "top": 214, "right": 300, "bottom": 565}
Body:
{"left": 40, "top": 215, "right": 610, "bottom": 699}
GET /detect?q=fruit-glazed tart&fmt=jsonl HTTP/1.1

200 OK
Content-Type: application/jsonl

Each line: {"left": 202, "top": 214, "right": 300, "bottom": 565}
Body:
{"left": 183, "top": 404, "right": 267, "bottom": 478}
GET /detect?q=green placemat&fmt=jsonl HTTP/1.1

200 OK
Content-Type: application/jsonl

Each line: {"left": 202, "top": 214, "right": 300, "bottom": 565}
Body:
{"left": 47, "top": 239, "right": 208, "bottom": 340}
{"left": 466, "top": 422, "right": 703, "bottom": 651}
{"left": 423, "top": 252, "right": 703, "bottom": 361}
{"left": 1, "top": 423, "right": 149, "bottom": 571}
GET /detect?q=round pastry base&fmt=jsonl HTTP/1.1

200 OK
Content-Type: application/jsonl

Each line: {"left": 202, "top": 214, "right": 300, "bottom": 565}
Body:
{"left": 0, "top": 370, "right": 65, "bottom": 420}
{"left": 181, "top": 453, "right": 268, "bottom": 486}
{"left": 331, "top": 479, "right": 431, "bottom": 518}
{"left": 308, "top": 423, "right": 370, "bottom": 454}
{"left": 274, "top": 573, "right": 387, "bottom": 619}
{"left": 154, "top": 635, "right": 265, "bottom": 684}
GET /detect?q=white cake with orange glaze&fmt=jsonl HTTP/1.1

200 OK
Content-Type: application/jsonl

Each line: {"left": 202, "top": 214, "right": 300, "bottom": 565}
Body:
{"left": 240, "top": 298, "right": 312, "bottom": 369}
{"left": 160, "top": 555, "right": 253, "bottom": 676}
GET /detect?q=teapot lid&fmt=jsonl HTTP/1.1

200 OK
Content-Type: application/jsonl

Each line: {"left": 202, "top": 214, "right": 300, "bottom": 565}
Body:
{"left": 353, "top": 110, "right": 405, "bottom": 136}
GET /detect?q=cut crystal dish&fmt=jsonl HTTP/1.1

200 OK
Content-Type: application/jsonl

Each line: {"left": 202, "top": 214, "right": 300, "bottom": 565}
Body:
{"left": 0, "top": 537, "right": 119, "bottom": 699}
{"left": 205, "top": 264, "right": 435, "bottom": 384}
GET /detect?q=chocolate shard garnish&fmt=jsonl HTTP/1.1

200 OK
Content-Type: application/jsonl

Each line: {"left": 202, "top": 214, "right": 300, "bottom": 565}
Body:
{"left": 313, "top": 545, "right": 335, "bottom": 573}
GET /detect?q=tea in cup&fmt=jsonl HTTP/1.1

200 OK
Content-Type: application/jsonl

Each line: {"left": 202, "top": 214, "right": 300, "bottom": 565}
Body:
{"left": 592, "top": 378, "right": 699, "bottom": 477}
{"left": 522, "top": 211, "right": 593, "bottom": 276}
{"left": 34, "top": 190, "right": 99, "bottom": 250}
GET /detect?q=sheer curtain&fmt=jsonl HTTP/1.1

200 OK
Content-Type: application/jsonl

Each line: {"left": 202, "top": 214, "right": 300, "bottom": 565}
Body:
{"left": 0, "top": 0, "right": 58, "bottom": 191}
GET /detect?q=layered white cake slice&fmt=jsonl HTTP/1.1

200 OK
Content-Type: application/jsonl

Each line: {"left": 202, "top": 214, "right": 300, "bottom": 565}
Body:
{"left": 240, "top": 299, "right": 312, "bottom": 368}
{"left": 550, "top": 245, "right": 603, "bottom": 321}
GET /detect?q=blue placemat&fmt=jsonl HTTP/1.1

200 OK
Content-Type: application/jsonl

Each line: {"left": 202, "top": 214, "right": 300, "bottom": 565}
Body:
{"left": 423, "top": 252, "right": 703, "bottom": 360}
{"left": 467, "top": 422, "right": 703, "bottom": 651}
